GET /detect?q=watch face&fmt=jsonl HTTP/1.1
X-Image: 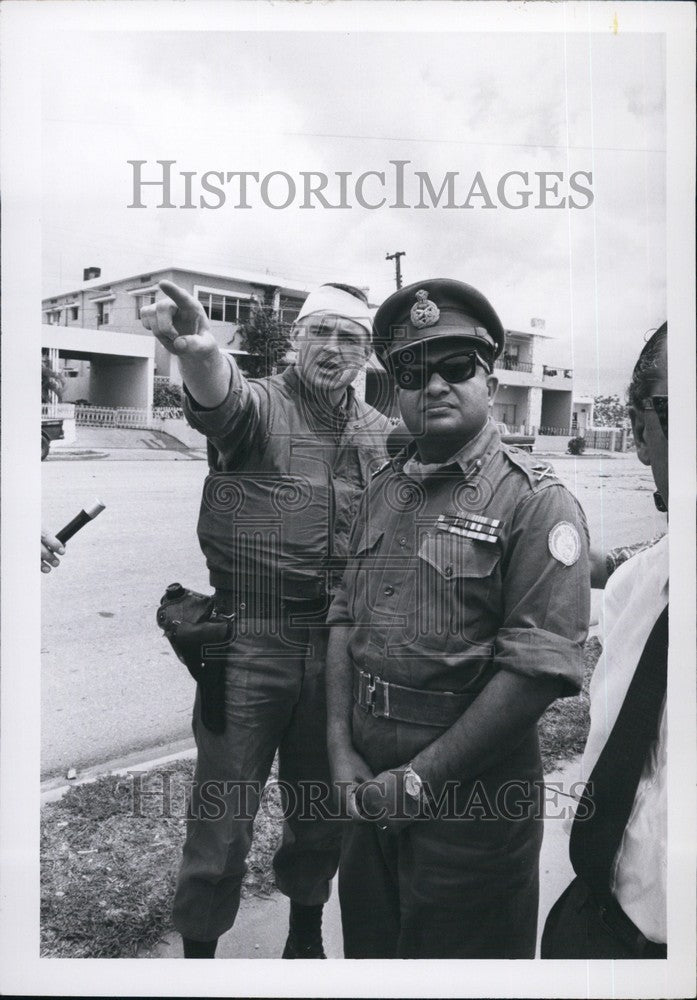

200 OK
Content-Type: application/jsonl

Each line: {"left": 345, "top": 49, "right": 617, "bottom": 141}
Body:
{"left": 404, "top": 769, "right": 422, "bottom": 798}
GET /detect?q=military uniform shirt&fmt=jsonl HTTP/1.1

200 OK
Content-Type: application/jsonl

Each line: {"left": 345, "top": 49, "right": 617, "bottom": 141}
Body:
{"left": 184, "top": 355, "right": 391, "bottom": 597}
{"left": 328, "top": 419, "right": 590, "bottom": 753}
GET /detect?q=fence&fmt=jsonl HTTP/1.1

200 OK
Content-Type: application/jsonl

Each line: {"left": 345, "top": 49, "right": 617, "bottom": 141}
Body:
{"left": 74, "top": 405, "right": 184, "bottom": 429}
{"left": 42, "top": 402, "right": 76, "bottom": 419}
{"left": 537, "top": 425, "right": 628, "bottom": 451}
{"left": 537, "top": 426, "right": 573, "bottom": 437}
{"left": 584, "top": 427, "right": 628, "bottom": 452}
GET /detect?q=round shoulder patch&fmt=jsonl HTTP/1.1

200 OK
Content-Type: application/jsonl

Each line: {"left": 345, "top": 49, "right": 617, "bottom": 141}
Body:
{"left": 548, "top": 521, "right": 581, "bottom": 566}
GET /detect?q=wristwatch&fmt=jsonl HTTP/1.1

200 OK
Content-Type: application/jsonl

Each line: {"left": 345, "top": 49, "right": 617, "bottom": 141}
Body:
{"left": 403, "top": 764, "right": 424, "bottom": 801}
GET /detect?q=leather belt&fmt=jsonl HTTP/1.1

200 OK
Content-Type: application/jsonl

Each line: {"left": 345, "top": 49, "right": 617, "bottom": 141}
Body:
{"left": 353, "top": 667, "right": 476, "bottom": 728}
{"left": 214, "top": 589, "right": 328, "bottom": 624}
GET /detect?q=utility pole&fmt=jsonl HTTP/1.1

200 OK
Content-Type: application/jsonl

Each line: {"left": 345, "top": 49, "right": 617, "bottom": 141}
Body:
{"left": 385, "top": 251, "right": 406, "bottom": 289}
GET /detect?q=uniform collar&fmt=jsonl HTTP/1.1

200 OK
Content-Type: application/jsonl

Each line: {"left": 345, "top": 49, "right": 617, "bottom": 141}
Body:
{"left": 400, "top": 418, "right": 500, "bottom": 479}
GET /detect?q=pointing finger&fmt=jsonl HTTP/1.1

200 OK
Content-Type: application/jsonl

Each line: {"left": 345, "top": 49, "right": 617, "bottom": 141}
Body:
{"left": 158, "top": 280, "right": 200, "bottom": 312}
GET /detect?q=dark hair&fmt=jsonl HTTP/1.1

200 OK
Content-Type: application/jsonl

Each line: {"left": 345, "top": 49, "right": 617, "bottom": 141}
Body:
{"left": 322, "top": 282, "right": 369, "bottom": 306}
{"left": 627, "top": 322, "right": 667, "bottom": 408}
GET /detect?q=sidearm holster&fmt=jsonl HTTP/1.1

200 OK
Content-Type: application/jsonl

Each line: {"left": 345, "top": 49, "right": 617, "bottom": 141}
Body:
{"left": 156, "top": 583, "right": 237, "bottom": 734}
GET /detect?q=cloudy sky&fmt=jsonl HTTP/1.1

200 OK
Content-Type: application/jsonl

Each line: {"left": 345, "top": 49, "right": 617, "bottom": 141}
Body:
{"left": 41, "top": 27, "right": 666, "bottom": 395}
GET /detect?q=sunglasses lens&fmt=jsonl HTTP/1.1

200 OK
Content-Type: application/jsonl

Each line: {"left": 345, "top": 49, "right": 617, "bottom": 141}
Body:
{"left": 437, "top": 355, "right": 477, "bottom": 384}
{"left": 392, "top": 349, "right": 487, "bottom": 389}
{"left": 654, "top": 397, "right": 668, "bottom": 434}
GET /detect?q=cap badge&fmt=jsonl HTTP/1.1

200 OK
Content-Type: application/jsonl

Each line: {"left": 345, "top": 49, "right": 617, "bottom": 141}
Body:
{"left": 410, "top": 289, "right": 440, "bottom": 329}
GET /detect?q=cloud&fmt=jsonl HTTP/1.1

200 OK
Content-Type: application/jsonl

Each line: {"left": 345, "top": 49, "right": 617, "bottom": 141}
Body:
{"left": 41, "top": 29, "right": 666, "bottom": 395}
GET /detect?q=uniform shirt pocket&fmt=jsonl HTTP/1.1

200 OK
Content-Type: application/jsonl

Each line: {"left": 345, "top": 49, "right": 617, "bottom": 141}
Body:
{"left": 413, "top": 530, "right": 501, "bottom": 650}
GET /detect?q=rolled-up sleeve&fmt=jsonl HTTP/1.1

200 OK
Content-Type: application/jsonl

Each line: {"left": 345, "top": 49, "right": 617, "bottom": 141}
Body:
{"left": 495, "top": 484, "right": 591, "bottom": 695}
{"left": 182, "top": 354, "right": 261, "bottom": 467}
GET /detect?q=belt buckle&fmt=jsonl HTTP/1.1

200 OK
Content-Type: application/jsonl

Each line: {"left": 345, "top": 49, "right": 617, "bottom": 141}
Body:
{"left": 365, "top": 674, "right": 377, "bottom": 713}
{"left": 366, "top": 674, "right": 390, "bottom": 718}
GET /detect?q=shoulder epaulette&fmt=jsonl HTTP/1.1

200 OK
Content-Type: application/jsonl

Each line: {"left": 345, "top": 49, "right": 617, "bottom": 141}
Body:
{"left": 501, "top": 442, "right": 560, "bottom": 489}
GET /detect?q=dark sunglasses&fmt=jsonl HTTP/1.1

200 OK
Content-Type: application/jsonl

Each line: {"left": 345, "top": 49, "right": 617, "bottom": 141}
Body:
{"left": 389, "top": 349, "right": 492, "bottom": 391}
{"left": 641, "top": 395, "right": 668, "bottom": 435}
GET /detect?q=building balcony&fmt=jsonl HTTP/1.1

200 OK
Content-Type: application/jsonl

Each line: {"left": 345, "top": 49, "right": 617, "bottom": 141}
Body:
{"left": 541, "top": 364, "right": 573, "bottom": 383}
{"left": 494, "top": 358, "right": 534, "bottom": 374}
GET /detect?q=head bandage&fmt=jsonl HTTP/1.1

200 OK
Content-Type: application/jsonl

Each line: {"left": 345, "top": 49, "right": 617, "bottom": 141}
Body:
{"left": 296, "top": 285, "right": 373, "bottom": 339}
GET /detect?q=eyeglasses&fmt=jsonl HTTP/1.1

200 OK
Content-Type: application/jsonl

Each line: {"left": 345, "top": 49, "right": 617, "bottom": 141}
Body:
{"left": 641, "top": 395, "right": 668, "bottom": 435}
{"left": 389, "top": 349, "right": 492, "bottom": 391}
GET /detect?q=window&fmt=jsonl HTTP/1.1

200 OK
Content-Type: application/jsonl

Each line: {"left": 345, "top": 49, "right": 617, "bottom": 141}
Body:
{"left": 97, "top": 301, "right": 110, "bottom": 325}
{"left": 135, "top": 292, "right": 156, "bottom": 319}
{"left": 46, "top": 309, "right": 61, "bottom": 325}
{"left": 280, "top": 298, "right": 303, "bottom": 326}
{"left": 197, "top": 290, "right": 251, "bottom": 324}
{"left": 69, "top": 306, "right": 79, "bottom": 321}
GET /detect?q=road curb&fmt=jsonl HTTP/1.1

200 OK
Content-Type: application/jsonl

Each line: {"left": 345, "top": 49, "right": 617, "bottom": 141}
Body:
{"left": 41, "top": 736, "right": 196, "bottom": 805}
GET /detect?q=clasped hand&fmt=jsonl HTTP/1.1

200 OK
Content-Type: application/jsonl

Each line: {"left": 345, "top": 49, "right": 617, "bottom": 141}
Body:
{"left": 330, "top": 743, "right": 421, "bottom": 833}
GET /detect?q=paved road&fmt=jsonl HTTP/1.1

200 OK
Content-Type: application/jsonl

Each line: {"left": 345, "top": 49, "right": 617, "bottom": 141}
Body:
{"left": 41, "top": 448, "right": 662, "bottom": 779}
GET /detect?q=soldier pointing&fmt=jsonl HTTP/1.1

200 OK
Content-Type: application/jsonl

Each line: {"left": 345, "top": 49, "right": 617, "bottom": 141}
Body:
{"left": 142, "top": 279, "right": 391, "bottom": 958}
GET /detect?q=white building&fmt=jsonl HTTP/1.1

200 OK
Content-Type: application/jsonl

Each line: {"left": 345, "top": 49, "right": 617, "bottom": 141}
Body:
{"left": 42, "top": 265, "right": 310, "bottom": 407}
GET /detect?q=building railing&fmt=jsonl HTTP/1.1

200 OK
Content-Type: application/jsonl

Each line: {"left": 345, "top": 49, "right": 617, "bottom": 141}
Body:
{"left": 493, "top": 359, "right": 574, "bottom": 379}
{"left": 74, "top": 405, "right": 184, "bottom": 428}
{"left": 494, "top": 358, "right": 534, "bottom": 373}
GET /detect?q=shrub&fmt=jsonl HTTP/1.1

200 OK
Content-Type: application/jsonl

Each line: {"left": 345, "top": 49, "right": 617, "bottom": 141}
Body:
{"left": 153, "top": 381, "right": 183, "bottom": 408}
{"left": 42, "top": 359, "right": 65, "bottom": 403}
{"left": 567, "top": 436, "right": 586, "bottom": 456}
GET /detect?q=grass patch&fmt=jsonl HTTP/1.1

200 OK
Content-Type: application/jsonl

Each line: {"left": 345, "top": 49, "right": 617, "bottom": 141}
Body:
{"left": 538, "top": 636, "right": 601, "bottom": 772}
{"left": 41, "top": 759, "right": 282, "bottom": 958}
{"left": 41, "top": 639, "right": 601, "bottom": 957}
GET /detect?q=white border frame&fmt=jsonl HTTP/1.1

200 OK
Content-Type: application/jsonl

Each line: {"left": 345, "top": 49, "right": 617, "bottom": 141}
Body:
{"left": 1, "top": 2, "right": 694, "bottom": 997}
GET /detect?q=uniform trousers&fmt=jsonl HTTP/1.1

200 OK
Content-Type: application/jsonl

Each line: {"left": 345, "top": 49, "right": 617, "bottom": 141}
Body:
{"left": 340, "top": 710, "right": 543, "bottom": 959}
{"left": 172, "top": 616, "right": 342, "bottom": 942}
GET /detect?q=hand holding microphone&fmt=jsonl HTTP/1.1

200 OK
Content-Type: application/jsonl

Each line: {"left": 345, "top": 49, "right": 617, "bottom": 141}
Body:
{"left": 42, "top": 500, "right": 105, "bottom": 574}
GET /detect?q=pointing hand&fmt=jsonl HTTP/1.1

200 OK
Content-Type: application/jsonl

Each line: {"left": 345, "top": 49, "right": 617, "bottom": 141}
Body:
{"left": 140, "top": 280, "right": 218, "bottom": 359}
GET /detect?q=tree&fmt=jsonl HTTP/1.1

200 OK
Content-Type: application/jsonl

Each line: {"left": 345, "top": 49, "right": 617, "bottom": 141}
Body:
{"left": 592, "top": 393, "right": 628, "bottom": 427}
{"left": 42, "top": 358, "right": 65, "bottom": 403}
{"left": 235, "top": 305, "right": 292, "bottom": 379}
{"left": 153, "top": 380, "right": 183, "bottom": 408}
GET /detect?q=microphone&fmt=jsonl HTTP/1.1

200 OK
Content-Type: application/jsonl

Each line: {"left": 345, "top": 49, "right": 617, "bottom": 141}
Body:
{"left": 55, "top": 500, "right": 106, "bottom": 544}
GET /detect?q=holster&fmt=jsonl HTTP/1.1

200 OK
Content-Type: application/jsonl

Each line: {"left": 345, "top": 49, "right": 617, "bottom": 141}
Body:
{"left": 156, "top": 583, "right": 237, "bottom": 734}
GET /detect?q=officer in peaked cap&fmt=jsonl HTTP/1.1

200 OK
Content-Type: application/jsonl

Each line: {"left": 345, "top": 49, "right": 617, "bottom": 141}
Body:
{"left": 372, "top": 278, "right": 505, "bottom": 367}
{"left": 326, "top": 279, "right": 591, "bottom": 958}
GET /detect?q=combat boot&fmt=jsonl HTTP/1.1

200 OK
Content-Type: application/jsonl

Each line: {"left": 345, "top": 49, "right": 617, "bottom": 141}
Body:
{"left": 282, "top": 901, "right": 326, "bottom": 959}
